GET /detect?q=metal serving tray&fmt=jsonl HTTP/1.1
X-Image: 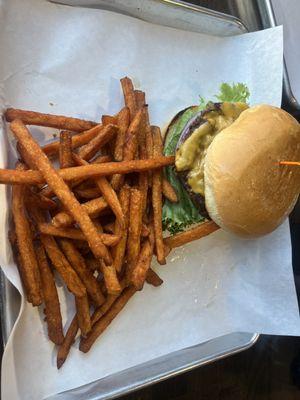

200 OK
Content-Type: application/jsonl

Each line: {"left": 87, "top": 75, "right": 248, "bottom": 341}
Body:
{"left": 1, "top": 0, "right": 260, "bottom": 398}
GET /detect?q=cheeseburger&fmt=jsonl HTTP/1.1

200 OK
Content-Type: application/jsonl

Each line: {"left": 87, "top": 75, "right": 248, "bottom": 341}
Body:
{"left": 170, "top": 102, "right": 300, "bottom": 237}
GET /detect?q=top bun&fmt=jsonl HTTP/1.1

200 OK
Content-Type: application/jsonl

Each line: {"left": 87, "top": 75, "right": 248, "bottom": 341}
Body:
{"left": 204, "top": 105, "right": 300, "bottom": 237}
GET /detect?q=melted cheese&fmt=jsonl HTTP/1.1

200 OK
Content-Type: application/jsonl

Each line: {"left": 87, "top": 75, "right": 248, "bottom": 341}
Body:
{"left": 175, "top": 102, "right": 248, "bottom": 195}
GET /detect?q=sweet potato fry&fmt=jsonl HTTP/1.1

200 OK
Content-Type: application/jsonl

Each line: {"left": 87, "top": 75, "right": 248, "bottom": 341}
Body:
{"left": 35, "top": 243, "right": 64, "bottom": 344}
{"left": 100, "top": 260, "right": 122, "bottom": 295}
{"left": 59, "top": 238, "right": 105, "bottom": 306}
{"left": 78, "top": 124, "right": 118, "bottom": 161}
{"left": 123, "top": 109, "right": 143, "bottom": 161}
{"left": 151, "top": 126, "right": 166, "bottom": 265}
{"left": 0, "top": 156, "right": 175, "bottom": 185}
{"left": 73, "top": 154, "right": 124, "bottom": 229}
{"left": 126, "top": 188, "right": 143, "bottom": 280}
{"left": 17, "top": 142, "right": 37, "bottom": 170}
{"left": 138, "top": 107, "right": 149, "bottom": 214}
{"left": 75, "top": 295, "right": 91, "bottom": 337}
{"left": 120, "top": 77, "right": 137, "bottom": 120}
{"left": 12, "top": 164, "right": 42, "bottom": 306}
{"left": 144, "top": 110, "right": 153, "bottom": 187}
{"left": 146, "top": 268, "right": 163, "bottom": 287}
{"left": 112, "top": 185, "right": 130, "bottom": 273}
{"left": 57, "top": 315, "right": 78, "bottom": 369}
{"left": 111, "top": 109, "right": 143, "bottom": 190}
{"left": 52, "top": 197, "right": 108, "bottom": 227}
{"left": 5, "top": 108, "right": 97, "bottom": 131}
{"left": 162, "top": 178, "right": 178, "bottom": 203}
{"left": 59, "top": 131, "right": 73, "bottom": 168}
{"left": 134, "top": 90, "right": 146, "bottom": 110}
{"left": 10, "top": 120, "right": 111, "bottom": 264}
{"left": 114, "top": 107, "right": 130, "bottom": 162}
{"left": 79, "top": 286, "right": 136, "bottom": 353}
{"left": 110, "top": 107, "right": 130, "bottom": 190}
{"left": 42, "top": 124, "right": 103, "bottom": 157}
{"left": 38, "top": 223, "right": 119, "bottom": 246}
{"left": 163, "top": 221, "right": 220, "bottom": 251}
{"left": 130, "top": 239, "right": 153, "bottom": 290}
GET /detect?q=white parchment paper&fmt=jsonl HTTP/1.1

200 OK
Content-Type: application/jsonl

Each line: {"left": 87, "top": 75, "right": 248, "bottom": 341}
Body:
{"left": 0, "top": 1, "right": 299, "bottom": 399}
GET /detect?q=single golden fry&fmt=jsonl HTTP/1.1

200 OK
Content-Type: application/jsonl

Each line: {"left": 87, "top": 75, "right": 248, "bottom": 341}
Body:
{"left": 120, "top": 77, "right": 138, "bottom": 120}
{"left": 38, "top": 223, "right": 119, "bottom": 246}
{"left": 78, "top": 124, "right": 118, "bottom": 161}
{"left": 35, "top": 242, "right": 64, "bottom": 344}
{"left": 5, "top": 108, "right": 97, "bottom": 131}
{"left": 75, "top": 295, "right": 92, "bottom": 337}
{"left": 144, "top": 109, "right": 153, "bottom": 187}
{"left": 110, "top": 107, "right": 130, "bottom": 191}
{"left": 130, "top": 239, "right": 153, "bottom": 290}
{"left": 162, "top": 178, "right": 178, "bottom": 203}
{"left": 79, "top": 286, "right": 136, "bottom": 353}
{"left": 12, "top": 163, "right": 42, "bottom": 306}
{"left": 134, "top": 90, "right": 146, "bottom": 110}
{"left": 123, "top": 109, "right": 143, "bottom": 161}
{"left": 0, "top": 156, "right": 175, "bottom": 185}
{"left": 17, "top": 142, "right": 37, "bottom": 170}
{"left": 151, "top": 126, "right": 166, "bottom": 265}
{"left": 100, "top": 260, "right": 122, "bottom": 295}
{"left": 59, "top": 239, "right": 105, "bottom": 306}
{"left": 112, "top": 185, "right": 131, "bottom": 273}
{"left": 164, "top": 221, "right": 220, "bottom": 251}
{"left": 59, "top": 131, "right": 73, "bottom": 168}
{"left": 57, "top": 316, "right": 78, "bottom": 369}
{"left": 10, "top": 120, "right": 111, "bottom": 264}
{"left": 137, "top": 107, "right": 149, "bottom": 214}
{"left": 126, "top": 188, "right": 143, "bottom": 280}
{"left": 52, "top": 197, "right": 108, "bottom": 227}
{"left": 146, "top": 268, "right": 163, "bottom": 287}
{"left": 114, "top": 107, "right": 130, "bottom": 162}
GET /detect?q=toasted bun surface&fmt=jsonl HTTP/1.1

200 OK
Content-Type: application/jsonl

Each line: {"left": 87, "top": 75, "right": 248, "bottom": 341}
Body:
{"left": 204, "top": 105, "right": 300, "bottom": 237}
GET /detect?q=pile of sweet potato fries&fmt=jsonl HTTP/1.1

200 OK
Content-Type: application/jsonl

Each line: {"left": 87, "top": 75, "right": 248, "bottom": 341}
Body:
{"left": 1, "top": 77, "right": 219, "bottom": 368}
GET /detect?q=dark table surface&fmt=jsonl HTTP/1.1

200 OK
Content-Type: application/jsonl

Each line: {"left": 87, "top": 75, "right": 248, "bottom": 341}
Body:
{"left": 117, "top": 1, "right": 300, "bottom": 400}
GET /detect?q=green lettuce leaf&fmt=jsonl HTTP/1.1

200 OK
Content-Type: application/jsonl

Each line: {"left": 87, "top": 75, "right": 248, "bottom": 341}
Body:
{"left": 215, "top": 82, "right": 250, "bottom": 103}
{"left": 162, "top": 82, "right": 250, "bottom": 234}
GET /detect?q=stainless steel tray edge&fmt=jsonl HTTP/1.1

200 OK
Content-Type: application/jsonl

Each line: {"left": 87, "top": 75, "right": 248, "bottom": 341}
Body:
{"left": 47, "top": 333, "right": 259, "bottom": 400}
